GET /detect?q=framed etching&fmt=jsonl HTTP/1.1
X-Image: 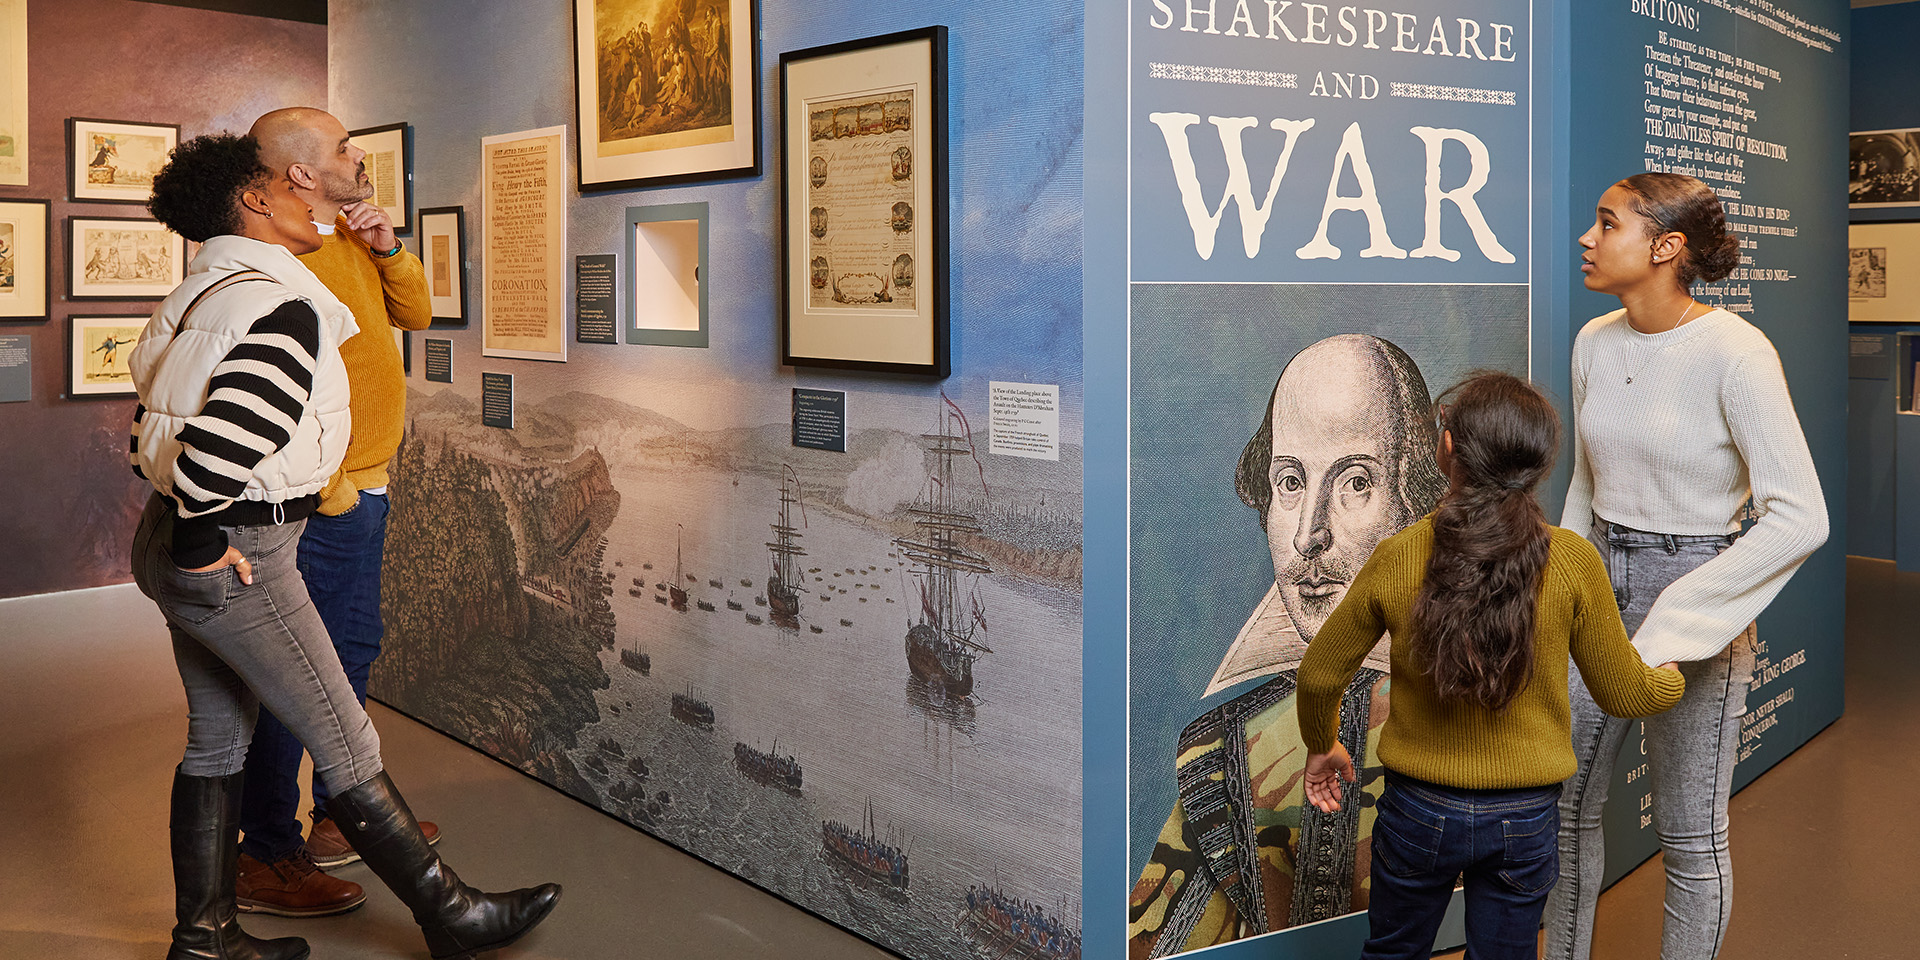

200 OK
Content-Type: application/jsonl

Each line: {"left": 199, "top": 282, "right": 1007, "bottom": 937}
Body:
{"left": 626, "top": 202, "right": 708, "bottom": 348}
{"left": 68, "top": 118, "right": 179, "bottom": 204}
{"left": 67, "top": 216, "right": 185, "bottom": 300}
{"left": 417, "top": 205, "right": 468, "bottom": 327}
{"left": 0, "top": 0, "right": 27, "bottom": 186}
{"left": 348, "top": 122, "right": 411, "bottom": 233}
{"left": 0, "top": 198, "right": 50, "bottom": 321}
{"left": 1849, "top": 222, "right": 1920, "bottom": 322}
{"left": 1850, "top": 247, "right": 1887, "bottom": 299}
{"left": 779, "top": 27, "right": 948, "bottom": 376}
{"left": 67, "top": 314, "right": 148, "bottom": 397}
{"left": 572, "top": 0, "right": 760, "bottom": 190}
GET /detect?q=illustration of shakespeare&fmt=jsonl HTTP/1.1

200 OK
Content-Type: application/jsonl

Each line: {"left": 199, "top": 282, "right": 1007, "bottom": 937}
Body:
{"left": 1130, "top": 334, "right": 1445, "bottom": 956}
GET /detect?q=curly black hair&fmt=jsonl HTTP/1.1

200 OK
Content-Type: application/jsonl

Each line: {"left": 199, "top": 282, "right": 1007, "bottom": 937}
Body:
{"left": 146, "top": 133, "right": 272, "bottom": 243}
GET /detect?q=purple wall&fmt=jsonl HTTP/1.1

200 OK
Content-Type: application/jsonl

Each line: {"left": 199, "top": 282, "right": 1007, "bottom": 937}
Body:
{"left": 0, "top": 0, "right": 324, "bottom": 599}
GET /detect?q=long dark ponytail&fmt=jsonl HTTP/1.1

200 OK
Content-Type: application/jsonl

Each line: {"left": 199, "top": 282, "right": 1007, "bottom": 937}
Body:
{"left": 1412, "top": 372, "right": 1560, "bottom": 711}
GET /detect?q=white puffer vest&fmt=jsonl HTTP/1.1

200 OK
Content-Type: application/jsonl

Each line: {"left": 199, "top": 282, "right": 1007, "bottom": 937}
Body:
{"left": 129, "top": 236, "right": 359, "bottom": 506}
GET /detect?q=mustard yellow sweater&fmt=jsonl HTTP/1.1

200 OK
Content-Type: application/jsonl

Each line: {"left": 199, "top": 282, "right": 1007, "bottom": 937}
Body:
{"left": 1298, "top": 518, "right": 1685, "bottom": 789}
{"left": 304, "top": 219, "right": 433, "bottom": 515}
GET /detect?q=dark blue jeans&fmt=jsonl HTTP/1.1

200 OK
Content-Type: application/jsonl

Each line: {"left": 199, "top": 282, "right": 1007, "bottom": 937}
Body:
{"left": 238, "top": 492, "right": 389, "bottom": 863}
{"left": 1363, "top": 772, "right": 1562, "bottom": 960}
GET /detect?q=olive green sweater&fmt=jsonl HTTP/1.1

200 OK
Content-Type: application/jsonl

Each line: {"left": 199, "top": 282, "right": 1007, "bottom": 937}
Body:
{"left": 1298, "top": 518, "right": 1686, "bottom": 789}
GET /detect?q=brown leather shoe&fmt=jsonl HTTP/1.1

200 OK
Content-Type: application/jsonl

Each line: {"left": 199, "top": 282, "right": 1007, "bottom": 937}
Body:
{"left": 235, "top": 848, "right": 366, "bottom": 918}
{"left": 308, "top": 814, "right": 439, "bottom": 868}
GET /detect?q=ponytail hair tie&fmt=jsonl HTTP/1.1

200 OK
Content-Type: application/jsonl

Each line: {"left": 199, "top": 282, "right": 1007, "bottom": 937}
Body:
{"left": 1500, "top": 478, "right": 1530, "bottom": 490}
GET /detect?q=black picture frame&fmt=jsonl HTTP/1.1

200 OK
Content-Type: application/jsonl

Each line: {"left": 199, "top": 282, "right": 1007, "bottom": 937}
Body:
{"left": 0, "top": 198, "right": 52, "bottom": 322}
{"left": 66, "top": 313, "right": 149, "bottom": 398}
{"left": 67, "top": 117, "right": 180, "bottom": 205}
{"left": 416, "top": 205, "right": 468, "bottom": 327}
{"left": 66, "top": 215, "right": 184, "bottom": 301}
{"left": 347, "top": 122, "right": 412, "bottom": 233}
{"left": 572, "top": 0, "right": 762, "bottom": 191}
{"left": 778, "top": 26, "right": 949, "bottom": 377}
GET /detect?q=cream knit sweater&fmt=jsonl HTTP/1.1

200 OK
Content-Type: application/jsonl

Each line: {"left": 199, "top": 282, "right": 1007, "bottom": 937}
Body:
{"left": 1561, "top": 307, "right": 1828, "bottom": 666}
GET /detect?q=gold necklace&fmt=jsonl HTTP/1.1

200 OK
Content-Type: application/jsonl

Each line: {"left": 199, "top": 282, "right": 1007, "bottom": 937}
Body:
{"left": 1625, "top": 301, "right": 1697, "bottom": 384}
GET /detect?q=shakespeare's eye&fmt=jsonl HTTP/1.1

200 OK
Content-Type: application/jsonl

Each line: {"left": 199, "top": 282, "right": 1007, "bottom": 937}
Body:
{"left": 1278, "top": 474, "right": 1303, "bottom": 493}
{"left": 1346, "top": 474, "right": 1372, "bottom": 493}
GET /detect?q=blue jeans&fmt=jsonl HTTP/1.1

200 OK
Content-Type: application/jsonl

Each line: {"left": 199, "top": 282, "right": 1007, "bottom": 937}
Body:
{"left": 238, "top": 492, "right": 390, "bottom": 863}
{"left": 1544, "top": 516, "right": 1753, "bottom": 960}
{"left": 1362, "top": 772, "right": 1561, "bottom": 960}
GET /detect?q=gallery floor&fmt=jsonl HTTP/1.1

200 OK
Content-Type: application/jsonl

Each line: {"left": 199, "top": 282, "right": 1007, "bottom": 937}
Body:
{"left": 1, "top": 560, "right": 1914, "bottom": 960}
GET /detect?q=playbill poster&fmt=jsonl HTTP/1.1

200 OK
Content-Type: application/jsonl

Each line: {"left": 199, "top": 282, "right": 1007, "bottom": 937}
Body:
{"left": 804, "top": 90, "right": 916, "bottom": 310}
{"left": 482, "top": 127, "right": 567, "bottom": 362}
{"left": 0, "top": 0, "right": 26, "bottom": 186}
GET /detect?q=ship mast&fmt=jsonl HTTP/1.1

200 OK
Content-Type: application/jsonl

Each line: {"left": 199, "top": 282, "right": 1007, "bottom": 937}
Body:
{"left": 893, "top": 401, "right": 993, "bottom": 653}
{"left": 766, "top": 466, "right": 807, "bottom": 589}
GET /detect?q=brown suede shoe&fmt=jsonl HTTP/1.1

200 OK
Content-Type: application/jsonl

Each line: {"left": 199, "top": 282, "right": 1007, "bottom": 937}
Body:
{"left": 308, "top": 815, "right": 439, "bottom": 868}
{"left": 235, "top": 847, "right": 367, "bottom": 917}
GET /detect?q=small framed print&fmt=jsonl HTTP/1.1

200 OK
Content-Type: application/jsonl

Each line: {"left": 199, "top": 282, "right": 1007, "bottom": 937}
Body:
{"left": 779, "top": 27, "right": 948, "bottom": 376}
{"left": 67, "top": 314, "right": 148, "bottom": 397}
{"left": 348, "top": 122, "right": 411, "bottom": 233}
{"left": 0, "top": 198, "right": 51, "bottom": 321}
{"left": 417, "top": 205, "right": 467, "bottom": 326}
{"left": 67, "top": 216, "right": 185, "bottom": 300}
{"left": 68, "top": 118, "right": 179, "bottom": 205}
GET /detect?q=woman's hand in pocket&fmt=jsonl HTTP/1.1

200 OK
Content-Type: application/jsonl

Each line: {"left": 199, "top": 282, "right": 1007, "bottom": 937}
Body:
{"left": 181, "top": 546, "right": 254, "bottom": 585}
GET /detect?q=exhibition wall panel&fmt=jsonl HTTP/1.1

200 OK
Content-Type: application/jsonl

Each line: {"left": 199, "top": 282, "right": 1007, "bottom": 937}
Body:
{"left": 328, "top": 2, "right": 1083, "bottom": 958}
{"left": 1568, "top": 0, "right": 1850, "bottom": 886}
{"left": 0, "top": 1, "right": 325, "bottom": 600}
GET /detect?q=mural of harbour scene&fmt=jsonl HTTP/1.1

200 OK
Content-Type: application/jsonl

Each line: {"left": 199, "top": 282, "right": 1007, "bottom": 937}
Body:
{"left": 374, "top": 384, "right": 1083, "bottom": 960}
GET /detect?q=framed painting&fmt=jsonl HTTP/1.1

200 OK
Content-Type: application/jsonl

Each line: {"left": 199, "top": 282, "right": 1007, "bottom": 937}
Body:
{"left": 418, "top": 205, "right": 468, "bottom": 327}
{"left": 68, "top": 118, "right": 179, "bottom": 204}
{"left": 0, "top": 198, "right": 50, "bottom": 321}
{"left": 348, "top": 122, "right": 411, "bottom": 233}
{"left": 1851, "top": 128, "right": 1920, "bottom": 210}
{"left": 67, "top": 314, "right": 148, "bottom": 397}
{"left": 67, "top": 216, "right": 184, "bottom": 300}
{"left": 779, "top": 27, "right": 948, "bottom": 376}
{"left": 572, "top": 0, "right": 760, "bottom": 190}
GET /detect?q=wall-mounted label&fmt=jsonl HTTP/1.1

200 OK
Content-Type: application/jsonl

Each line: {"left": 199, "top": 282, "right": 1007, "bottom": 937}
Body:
{"left": 989, "top": 381, "right": 1060, "bottom": 461}
{"left": 481, "top": 372, "right": 514, "bottom": 429}
{"left": 575, "top": 254, "right": 617, "bottom": 344}
{"left": 791, "top": 388, "right": 845, "bottom": 452}
{"left": 424, "top": 338, "right": 453, "bottom": 383}
{"left": 0, "top": 336, "right": 29, "bottom": 403}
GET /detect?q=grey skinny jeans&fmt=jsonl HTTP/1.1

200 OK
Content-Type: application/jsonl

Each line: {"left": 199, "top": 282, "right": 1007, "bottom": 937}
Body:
{"left": 132, "top": 492, "right": 383, "bottom": 793}
{"left": 1543, "top": 515, "right": 1755, "bottom": 960}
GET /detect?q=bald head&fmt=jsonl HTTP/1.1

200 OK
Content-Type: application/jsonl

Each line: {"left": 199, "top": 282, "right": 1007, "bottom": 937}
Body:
{"left": 249, "top": 107, "right": 371, "bottom": 214}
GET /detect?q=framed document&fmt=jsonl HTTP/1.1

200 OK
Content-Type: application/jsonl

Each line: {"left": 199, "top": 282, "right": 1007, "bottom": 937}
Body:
{"left": 348, "top": 122, "right": 412, "bottom": 233}
{"left": 0, "top": 198, "right": 50, "bottom": 320}
{"left": 481, "top": 127, "right": 568, "bottom": 362}
{"left": 418, "top": 205, "right": 468, "bottom": 327}
{"left": 1848, "top": 222, "right": 1920, "bottom": 322}
{"left": 572, "top": 0, "right": 760, "bottom": 190}
{"left": 0, "top": 0, "right": 26, "bottom": 186}
{"left": 626, "top": 202, "right": 708, "bottom": 348}
{"left": 67, "top": 314, "right": 149, "bottom": 397}
{"left": 68, "top": 118, "right": 179, "bottom": 204}
{"left": 67, "top": 216, "right": 184, "bottom": 301}
{"left": 779, "top": 27, "right": 948, "bottom": 376}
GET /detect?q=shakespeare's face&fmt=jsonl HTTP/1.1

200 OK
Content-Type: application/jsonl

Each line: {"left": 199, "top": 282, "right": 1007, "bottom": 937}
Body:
{"left": 1264, "top": 343, "right": 1410, "bottom": 641}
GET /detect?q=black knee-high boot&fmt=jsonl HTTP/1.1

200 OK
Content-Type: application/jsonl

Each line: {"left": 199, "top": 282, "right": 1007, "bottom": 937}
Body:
{"left": 328, "top": 772, "right": 561, "bottom": 960}
{"left": 166, "top": 768, "right": 310, "bottom": 960}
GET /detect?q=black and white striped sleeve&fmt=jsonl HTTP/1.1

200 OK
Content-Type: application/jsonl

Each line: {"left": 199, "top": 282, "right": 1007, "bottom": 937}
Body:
{"left": 169, "top": 298, "right": 321, "bottom": 519}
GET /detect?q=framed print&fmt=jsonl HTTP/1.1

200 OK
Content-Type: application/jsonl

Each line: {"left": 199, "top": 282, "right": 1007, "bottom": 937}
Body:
{"left": 481, "top": 127, "right": 568, "bottom": 362}
{"left": 625, "top": 202, "right": 708, "bottom": 348}
{"left": 1851, "top": 128, "right": 1920, "bottom": 210}
{"left": 779, "top": 27, "right": 948, "bottom": 376}
{"left": 0, "top": 0, "right": 26, "bottom": 186}
{"left": 67, "top": 314, "right": 148, "bottom": 397}
{"left": 572, "top": 0, "right": 760, "bottom": 190}
{"left": 348, "top": 122, "right": 411, "bottom": 233}
{"left": 418, "top": 205, "right": 468, "bottom": 327}
{"left": 1849, "top": 222, "right": 1920, "bottom": 322}
{"left": 0, "top": 198, "right": 50, "bottom": 321}
{"left": 68, "top": 118, "right": 179, "bottom": 204}
{"left": 67, "top": 216, "right": 185, "bottom": 300}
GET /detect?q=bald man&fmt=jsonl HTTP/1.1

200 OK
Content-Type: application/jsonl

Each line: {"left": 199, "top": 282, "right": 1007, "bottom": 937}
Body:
{"left": 1131, "top": 335, "right": 1446, "bottom": 956}
{"left": 231, "top": 108, "right": 436, "bottom": 919}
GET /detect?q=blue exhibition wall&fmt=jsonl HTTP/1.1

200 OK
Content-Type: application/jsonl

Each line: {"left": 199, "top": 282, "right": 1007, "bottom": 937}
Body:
{"left": 1567, "top": 0, "right": 1852, "bottom": 888}
{"left": 330, "top": 3, "right": 1085, "bottom": 959}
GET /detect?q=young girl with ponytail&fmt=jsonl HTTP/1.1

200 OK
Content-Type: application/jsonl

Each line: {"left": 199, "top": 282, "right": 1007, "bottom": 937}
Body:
{"left": 1547, "top": 173, "right": 1826, "bottom": 960}
{"left": 1296, "top": 372, "right": 1685, "bottom": 960}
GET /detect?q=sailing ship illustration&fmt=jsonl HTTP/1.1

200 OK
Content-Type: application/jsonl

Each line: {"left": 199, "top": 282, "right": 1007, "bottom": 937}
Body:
{"left": 766, "top": 465, "right": 808, "bottom": 622}
{"left": 671, "top": 687, "right": 713, "bottom": 729}
{"left": 822, "top": 799, "right": 909, "bottom": 896}
{"left": 669, "top": 525, "right": 689, "bottom": 610}
{"left": 619, "top": 646, "right": 650, "bottom": 675}
{"left": 733, "top": 740, "right": 802, "bottom": 794}
{"left": 961, "top": 884, "right": 1082, "bottom": 960}
{"left": 893, "top": 396, "right": 994, "bottom": 697}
